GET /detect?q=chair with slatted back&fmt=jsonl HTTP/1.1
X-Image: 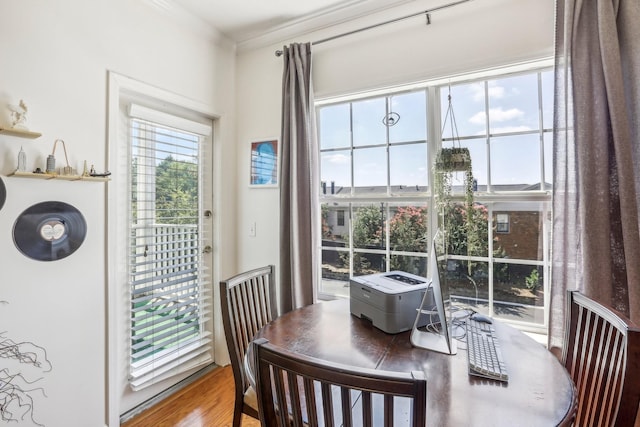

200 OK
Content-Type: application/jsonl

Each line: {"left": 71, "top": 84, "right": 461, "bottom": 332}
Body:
{"left": 561, "top": 290, "right": 640, "bottom": 427}
{"left": 220, "top": 265, "right": 276, "bottom": 427}
{"left": 252, "top": 337, "right": 427, "bottom": 427}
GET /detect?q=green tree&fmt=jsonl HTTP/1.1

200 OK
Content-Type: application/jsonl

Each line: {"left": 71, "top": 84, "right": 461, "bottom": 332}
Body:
{"left": 389, "top": 206, "right": 428, "bottom": 273}
{"left": 344, "top": 203, "right": 501, "bottom": 277}
{"left": 352, "top": 205, "right": 383, "bottom": 247}
{"left": 321, "top": 204, "right": 334, "bottom": 239}
{"left": 443, "top": 203, "right": 489, "bottom": 257}
{"left": 155, "top": 155, "right": 198, "bottom": 225}
{"left": 346, "top": 205, "right": 430, "bottom": 274}
{"left": 343, "top": 205, "right": 383, "bottom": 274}
{"left": 442, "top": 203, "right": 511, "bottom": 282}
{"left": 389, "top": 206, "right": 427, "bottom": 251}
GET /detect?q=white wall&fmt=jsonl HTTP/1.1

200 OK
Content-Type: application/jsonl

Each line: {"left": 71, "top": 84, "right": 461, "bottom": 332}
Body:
{"left": 235, "top": 0, "right": 555, "bottom": 280}
{"left": 0, "top": 0, "right": 554, "bottom": 424}
{"left": 0, "top": 1, "right": 236, "bottom": 426}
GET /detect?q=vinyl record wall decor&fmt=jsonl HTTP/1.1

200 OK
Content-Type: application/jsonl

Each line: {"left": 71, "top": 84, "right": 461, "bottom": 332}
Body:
{"left": 0, "top": 177, "right": 5, "bottom": 211}
{"left": 13, "top": 201, "right": 87, "bottom": 261}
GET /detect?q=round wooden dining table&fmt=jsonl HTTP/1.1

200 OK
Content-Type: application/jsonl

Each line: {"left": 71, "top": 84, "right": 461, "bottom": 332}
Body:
{"left": 249, "top": 298, "right": 577, "bottom": 427}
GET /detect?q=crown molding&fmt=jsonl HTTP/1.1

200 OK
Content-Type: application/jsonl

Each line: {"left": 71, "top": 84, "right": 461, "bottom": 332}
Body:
{"left": 235, "top": 0, "right": 416, "bottom": 53}
{"left": 141, "top": 0, "right": 233, "bottom": 46}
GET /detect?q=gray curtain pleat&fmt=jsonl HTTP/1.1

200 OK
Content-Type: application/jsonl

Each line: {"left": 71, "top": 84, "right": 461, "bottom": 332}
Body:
{"left": 279, "top": 42, "right": 318, "bottom": 314}
{"left": 551, "top": 0, "right": 640, "bottom": 356}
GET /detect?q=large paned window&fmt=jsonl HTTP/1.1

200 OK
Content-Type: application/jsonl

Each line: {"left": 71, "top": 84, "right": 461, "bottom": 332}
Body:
{"left": 319, "top": 90, "right": 430, "bottom": 295}
{"left": 317, "top": 63, "right": 553, "bottom": 332}
{"left": 127, "top": 104, "right": 212, "bottom": 390}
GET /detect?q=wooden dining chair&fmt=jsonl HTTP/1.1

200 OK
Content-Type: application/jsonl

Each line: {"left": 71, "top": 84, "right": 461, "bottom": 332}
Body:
{"left": 561, "top": 290, "right": 640, "bottom": 427}
{"left": 252, "top": 337, "right": 427, "bottom": 427}
{"left": 220, "top": 265, "right": 276, "bottom": 427}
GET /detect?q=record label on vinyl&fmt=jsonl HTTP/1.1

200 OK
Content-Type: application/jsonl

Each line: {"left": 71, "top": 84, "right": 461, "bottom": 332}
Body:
{"left": 13, "top": 201, "right": 87, "bottom": 261}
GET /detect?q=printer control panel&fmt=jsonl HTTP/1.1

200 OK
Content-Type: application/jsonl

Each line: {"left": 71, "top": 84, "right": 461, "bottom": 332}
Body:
{"left": 384, "top": 273, "right": 426, "bottom": 286}
{"left": 353, "top": 271, "right": 429, "bottom": 294}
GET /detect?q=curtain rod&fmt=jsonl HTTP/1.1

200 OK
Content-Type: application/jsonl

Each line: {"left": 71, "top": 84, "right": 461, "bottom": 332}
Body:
{"left": 275, "top": 0, "right": 472, "bottom": 57}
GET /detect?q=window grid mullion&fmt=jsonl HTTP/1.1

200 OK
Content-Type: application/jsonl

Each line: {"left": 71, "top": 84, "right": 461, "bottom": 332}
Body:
{"left": 317, "top": 65, "right": 552, "bottom": 332}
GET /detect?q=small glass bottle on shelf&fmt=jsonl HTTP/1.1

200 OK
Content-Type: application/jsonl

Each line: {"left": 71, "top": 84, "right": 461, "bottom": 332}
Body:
{"left": 17, "top": 146, "right": 27, "bottom": 172}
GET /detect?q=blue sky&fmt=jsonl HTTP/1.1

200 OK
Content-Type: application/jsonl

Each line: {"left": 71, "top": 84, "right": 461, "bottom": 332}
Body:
{"left": 319, "top": 70, "right": 553, "bottom": 189}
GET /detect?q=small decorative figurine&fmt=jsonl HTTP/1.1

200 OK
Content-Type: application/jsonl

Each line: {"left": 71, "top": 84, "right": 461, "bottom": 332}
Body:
{"left": 89, "top": 164, "right": 111, "bottom": 177}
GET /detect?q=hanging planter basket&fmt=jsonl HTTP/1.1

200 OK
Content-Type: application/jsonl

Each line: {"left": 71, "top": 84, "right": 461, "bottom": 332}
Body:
{"left": 434, "top": 89, "right": 481, "bottom": 271}
{"left": 436, "top": 147, "right": 472, "bottom": 172}
{"left": 437, "top": 91, "right": 472, "bottom": 173}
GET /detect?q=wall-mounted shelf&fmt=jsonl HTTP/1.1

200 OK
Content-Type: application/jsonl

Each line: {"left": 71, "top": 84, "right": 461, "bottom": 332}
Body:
{"left": 8, "top": 171, "right": 110, "bottom": 182}
{"left": 0, "top": 127, "right": 42, "bottom": 139}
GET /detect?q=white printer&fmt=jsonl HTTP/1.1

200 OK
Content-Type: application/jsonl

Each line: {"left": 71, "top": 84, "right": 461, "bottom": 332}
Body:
{"left": 350, "top": 271, "right": 434, "bottom": 334}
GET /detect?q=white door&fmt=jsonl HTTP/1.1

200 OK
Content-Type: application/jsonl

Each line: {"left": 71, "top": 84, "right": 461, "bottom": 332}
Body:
{"left": 113, "top": 95, "right": 215, "bottom": 418}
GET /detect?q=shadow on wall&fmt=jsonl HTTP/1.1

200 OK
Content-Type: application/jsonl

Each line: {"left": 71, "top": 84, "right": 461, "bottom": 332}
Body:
{"left": 0, "top": 300, "right": 53, "bottom": 426}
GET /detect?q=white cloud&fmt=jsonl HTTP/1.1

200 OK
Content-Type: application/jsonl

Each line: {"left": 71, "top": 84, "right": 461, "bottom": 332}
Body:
{"left": 489, "top": 107, "right": 524, "bottom": 122}
{"left": 470, "top": 83, "right": 484, "bottom": 102}
{"left": 487, "top": 85, "right": 506, "bottom": 99}
{"left": 470, "top": 82, "right": 506, "bottom": 102}
{"left": 469, "top": 111, "right": 486, "bottom": 125}
{"left": 469, "top": 107, "right": 526, "bottom": 128}
{"left": 325, "top": 153, "right": 349, "bottom": 164}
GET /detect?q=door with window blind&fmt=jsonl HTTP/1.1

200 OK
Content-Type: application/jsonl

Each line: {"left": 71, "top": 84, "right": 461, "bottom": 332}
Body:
{"left": 122, "top": 103, "right": 214, "bottom": 410}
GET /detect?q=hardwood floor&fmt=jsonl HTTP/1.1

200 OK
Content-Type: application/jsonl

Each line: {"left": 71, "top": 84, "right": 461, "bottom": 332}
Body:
{"left": 121, "top": 365, "right": 261, "bottom": 427}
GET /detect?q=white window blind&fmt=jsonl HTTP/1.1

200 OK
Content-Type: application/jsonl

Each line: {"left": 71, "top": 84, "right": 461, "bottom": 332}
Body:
{"left": 127, "top": 104, "right": 212, "bottom": 390}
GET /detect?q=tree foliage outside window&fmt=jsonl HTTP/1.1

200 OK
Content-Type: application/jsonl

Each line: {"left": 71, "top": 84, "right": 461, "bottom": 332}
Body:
{"left": 443, "top": 203, "right": 488, "bottom": 257}
{"left": 389, "top": 206, "right": 428, "bottom": 273}
{"left": 342, "top": 205, "right": 383, "bottom": 274}
{"left": 389, "top": 206, "right": 428, "bottom": 252}
{"left": 155, "top": 155, "right": 198, "bottom": 225}
{"left": 321, "top": 204, "right": 333, "bottom": 239}
{"left": 353, "top": 205, "right": 383, "bottom": 248}
{"left": 341, "top": 202, "right": 509, "bottom": 281}
{"left": 318, "top": 64, "right": 553, "bottom": 327}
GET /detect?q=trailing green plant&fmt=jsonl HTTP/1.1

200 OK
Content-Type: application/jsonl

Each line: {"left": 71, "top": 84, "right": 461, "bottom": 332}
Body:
{"left": 434, "top": 146, "right": 481, "bottom": 274}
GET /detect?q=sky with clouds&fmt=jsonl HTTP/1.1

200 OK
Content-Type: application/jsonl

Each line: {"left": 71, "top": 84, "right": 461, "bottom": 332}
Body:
{"left": 319, "top": 70, "right": 553, "bottom": 189}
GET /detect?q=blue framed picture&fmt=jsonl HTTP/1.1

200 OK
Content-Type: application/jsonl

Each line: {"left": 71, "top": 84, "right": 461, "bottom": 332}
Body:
{"left": 250, "top": 138, "right": 279, "bottom": 187}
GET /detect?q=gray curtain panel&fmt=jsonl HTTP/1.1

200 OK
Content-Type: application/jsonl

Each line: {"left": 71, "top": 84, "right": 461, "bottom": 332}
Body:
{"left": 279, "top": 42, "right": 319, "bottom": 314}
{"left": 551, "top": 0, "right": 640, "bottom": 354}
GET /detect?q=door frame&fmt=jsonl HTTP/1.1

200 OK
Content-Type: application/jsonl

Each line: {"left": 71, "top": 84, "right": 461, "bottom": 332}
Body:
{"left": 106, "top": 72, "right": 224, "bottom": 426}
